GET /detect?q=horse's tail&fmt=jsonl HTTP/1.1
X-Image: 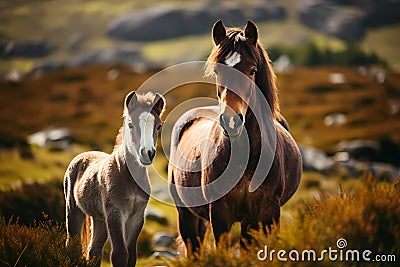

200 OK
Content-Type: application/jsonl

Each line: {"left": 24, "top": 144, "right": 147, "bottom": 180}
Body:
{"left": 81, "top": 215, "right": 92, "bottom": 259}
{"left": 63, "top": 153, "right": 91, "bottom": 256}
{"left": 63, "top": 156, "right": 81, "bottom": 247}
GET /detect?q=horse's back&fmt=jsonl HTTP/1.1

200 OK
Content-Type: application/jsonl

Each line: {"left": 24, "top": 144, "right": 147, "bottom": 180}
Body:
{"left": 65, "top": 151, "right": 109, "bottom": 181}
{"left": 64, "top": 151, "right": 109, "bottom": 216}
{"left": 169, "top": 106, "right": 221, "bottom": 210}
{"left": 170, "top": 106, "right": 219, "bottom": 152}
{"left": 169, "top": 105, "right": 220, "bottom": 175}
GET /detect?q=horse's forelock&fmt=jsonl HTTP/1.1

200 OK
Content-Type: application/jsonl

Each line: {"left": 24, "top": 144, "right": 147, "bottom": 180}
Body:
{"left": 205, "top": 29, "right": 243, "bottom": 76}
{"left": 205, "top": 27, "right": 279, "bottom": 118}
{"left": 123, "top": 92, "right": 164, "bottom": 116}
{"left": 114, "top": 92, "right": 164, "bottom": 152}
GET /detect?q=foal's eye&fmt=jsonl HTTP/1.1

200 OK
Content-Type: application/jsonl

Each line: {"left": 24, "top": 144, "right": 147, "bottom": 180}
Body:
{"left": 250, "top": 68, "right": 257, "bottom": 76}
{"left": 128, "top": 123, "right": 134, "bottom": 129}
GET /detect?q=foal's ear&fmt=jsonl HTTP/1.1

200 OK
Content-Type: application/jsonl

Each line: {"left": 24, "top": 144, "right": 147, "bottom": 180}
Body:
{"left": 244, "top": 20, "right": 258, "bottom": 45}
{"left": 212, "top": 20, "right": 227, "bottom": 46}
{"left": 152, "top": 93, "right": 165, "bottom": 116}
{"left": 125, "top": 91, "right": 137, "bottom": 109}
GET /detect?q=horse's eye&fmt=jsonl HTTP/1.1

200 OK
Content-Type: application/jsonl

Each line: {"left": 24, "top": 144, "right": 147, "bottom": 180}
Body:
{"left": 250, "top": 68, "right": 257, "bottom": 76}
{"left": 157, "top": 125, "right": 162, "bottom": 131}
{"left": 128, "top": 123, "right": 134, "bottom": 129}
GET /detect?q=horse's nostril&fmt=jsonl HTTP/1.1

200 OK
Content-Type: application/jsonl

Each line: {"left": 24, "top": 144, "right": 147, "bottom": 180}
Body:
{"left": 219, "top": 114, "right": 227, "bottom": 126}
{"left": 140, "top": 148, "right": 146, "bottom": 159}
{"left": 140, "top": 148, "right": 156, "bottom": 162}
{"left": 238, "top": 114, "right": 243, "bottom": 123}
{"left": 148, "top": 149, "right": 156, "bottom": 161}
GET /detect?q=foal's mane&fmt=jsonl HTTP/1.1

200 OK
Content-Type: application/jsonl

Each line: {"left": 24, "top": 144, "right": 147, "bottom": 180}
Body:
{"left": 113, "top": 92, "right": 164, "bottom": 152}
{"left": 205, "top": 27, "right": 280, "bottom": 118}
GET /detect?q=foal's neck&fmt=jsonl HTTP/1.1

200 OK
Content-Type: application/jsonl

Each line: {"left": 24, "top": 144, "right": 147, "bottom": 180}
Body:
{"left": 116, "top": 146, "right": 146, "bottom": 173}
{"left": 117, "top": 146, "right": 150, "bottom": 190}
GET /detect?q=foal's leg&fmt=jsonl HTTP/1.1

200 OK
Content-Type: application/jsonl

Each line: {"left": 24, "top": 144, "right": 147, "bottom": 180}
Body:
{"left": 127, "top": 214, "right": 145, "bottom": 267}
{"left": 106, "top": 209, "right": 128, "bottom": 267}
{"left": 88, "top": 217, "right": 108, "bottom": 267}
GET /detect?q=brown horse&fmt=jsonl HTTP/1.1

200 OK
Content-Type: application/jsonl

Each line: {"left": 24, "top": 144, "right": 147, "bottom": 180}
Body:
{"left": 64, "top": 91, "right": 165, "bottom": 266}
{"left": 168, "top": 20, "right": 302, "bottom": 254}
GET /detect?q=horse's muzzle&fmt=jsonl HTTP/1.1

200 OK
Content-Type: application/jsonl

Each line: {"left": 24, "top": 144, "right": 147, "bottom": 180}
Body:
{"left": 219, "top": 113, "right": 244, "bottom": 137}
{"left": 139, "top": 147, "right": 156, "bottom": 165}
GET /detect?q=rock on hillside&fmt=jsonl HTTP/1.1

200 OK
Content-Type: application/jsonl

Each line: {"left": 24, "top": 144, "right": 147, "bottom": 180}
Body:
{"left": 106, "top": 2, "right": 286, "bottom": 41}
{"left": 328, "top": 0, "right": 400, "bottom": 27}
{"left": 2, "top": 40, "right": 53, "bottom": 58}
{"left": 296, "top": 0, "right": 400, "bottom": 41}
{"left": 296, "top": 0, "right": 366, "bottom": 41}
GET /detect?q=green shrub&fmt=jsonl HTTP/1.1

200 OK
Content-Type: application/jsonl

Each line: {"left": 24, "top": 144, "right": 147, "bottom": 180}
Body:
{"left": 0, "top": 217, "right": 97, "bottom": 267}
{"left": 268, "top": 42, "right": 385, "bottom": 67}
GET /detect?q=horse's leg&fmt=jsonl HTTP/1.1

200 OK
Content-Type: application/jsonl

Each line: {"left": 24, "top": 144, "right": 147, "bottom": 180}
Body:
{"left": 240, "top": 222, "right": 259, "bottom": 249}
{"left": 177, "top": 206, "right": 202, "bottom": 254}
{"left": 88, "top": 217, "right": 107, "bottom": 267}
{"left": 239, "top": 198, "right": 280, "bottom": 249}
{"left": 106, "top": 209, "right": 128, "bottom": 267}
{"left": 257, "top": 196, "right": 281, "bottom": 234}
{"left": 127, "top": 214, "right": 145, "bottom": 267}
{"left": 210, "top": 201, "right": 233, "bottom": 248}
{"left": 197, "top": 219, "right": 208, "bottom": 243}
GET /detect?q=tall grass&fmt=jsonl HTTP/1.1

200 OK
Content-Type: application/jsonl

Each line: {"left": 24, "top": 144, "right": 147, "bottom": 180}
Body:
{"left": 168, "top": 176, "right": 400, "bottom": 266}
{"left": 0, "top": 217, "right": 97, "bottom": 267}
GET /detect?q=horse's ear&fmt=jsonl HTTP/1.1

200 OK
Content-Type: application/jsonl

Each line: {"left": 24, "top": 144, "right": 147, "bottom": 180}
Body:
{"left": 125, "top": 91, "right": 137, "bottom": 109}
{"left": 152, "top": 93, "right": 165, "bottom": 116}
{"left": 212, "top": 20, "right": 226, "bottom": 46}
{"left": 244, "top": 20, "right": 258, "bottom": 45}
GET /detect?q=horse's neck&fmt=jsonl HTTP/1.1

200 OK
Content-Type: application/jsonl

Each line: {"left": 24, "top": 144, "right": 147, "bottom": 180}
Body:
{"left": 245, "top": 109, "right": 262, "bottom": 146}
{"left": 115, "top": 146, "right": 147, "bottom": 178}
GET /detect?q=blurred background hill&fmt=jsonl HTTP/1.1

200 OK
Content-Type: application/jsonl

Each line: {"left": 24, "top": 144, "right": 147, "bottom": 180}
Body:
{"left": 1, "top": 0, "right": 400, "bottom": 74}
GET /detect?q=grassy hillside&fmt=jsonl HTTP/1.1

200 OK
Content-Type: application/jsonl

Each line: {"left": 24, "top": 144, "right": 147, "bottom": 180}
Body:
{"left": 1, "top": 65, "right": 399, "bottom": 151}
{"left": 1, "top": 63, "right": 398, "bottom": 197}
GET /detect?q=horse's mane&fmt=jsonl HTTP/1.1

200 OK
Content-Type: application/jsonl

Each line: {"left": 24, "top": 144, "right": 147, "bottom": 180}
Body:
{"left": 113, "top": 92, "right": 164, "bottom": 152}
{"left": 205, "top": 27, "right": 280, "bottom": 118}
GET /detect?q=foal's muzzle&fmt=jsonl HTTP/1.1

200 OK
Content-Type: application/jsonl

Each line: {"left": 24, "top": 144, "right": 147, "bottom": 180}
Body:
{"left": 139, "top": 147, "right": 156, "bottom": 165}
{"left": 219, "top": 113, "right": 244, "bottom": 137}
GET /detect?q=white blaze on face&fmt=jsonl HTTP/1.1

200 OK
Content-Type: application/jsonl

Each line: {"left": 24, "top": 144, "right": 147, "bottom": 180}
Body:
{"left": 139, "top": 112, "right": 155, "bottom": 150}
{"left": 225, "top": 51, "right": 241, "bottom": 67}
